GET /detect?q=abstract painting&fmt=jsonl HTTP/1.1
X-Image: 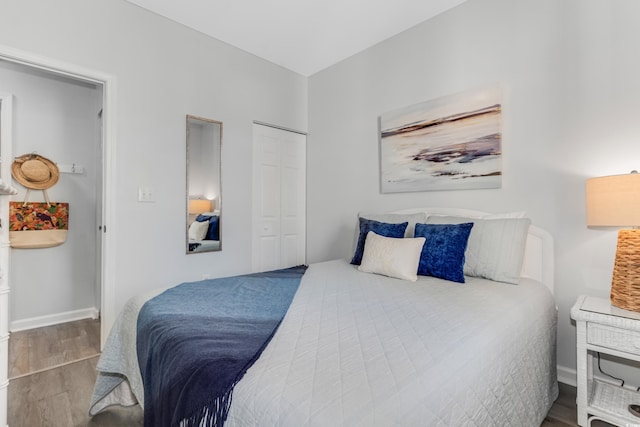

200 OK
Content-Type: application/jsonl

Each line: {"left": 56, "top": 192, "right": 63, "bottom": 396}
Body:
{"left": 380, "top": 87, "right": 502, "bottom": 193}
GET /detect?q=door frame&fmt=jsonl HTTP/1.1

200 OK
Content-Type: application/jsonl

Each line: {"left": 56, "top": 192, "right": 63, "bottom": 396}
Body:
{"left": 0, "top": 44, "right": 117, "bottom": 426}
{"left": 0, "top": 92, "right": 14, "bottom": 427}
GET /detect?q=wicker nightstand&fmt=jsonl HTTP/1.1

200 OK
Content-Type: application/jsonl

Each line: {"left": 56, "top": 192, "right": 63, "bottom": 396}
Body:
{"left": 571, "top": 295, "right": 640, "bottom": 426}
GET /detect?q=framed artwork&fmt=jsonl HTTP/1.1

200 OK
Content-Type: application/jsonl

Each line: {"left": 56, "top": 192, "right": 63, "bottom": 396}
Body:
{"left": 380, "top": 86, "right": 502, "bottom": 193}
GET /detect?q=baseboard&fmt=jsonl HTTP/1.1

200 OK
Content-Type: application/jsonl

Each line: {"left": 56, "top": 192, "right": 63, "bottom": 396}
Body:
{"left": 557, "top": 364, "right": 576, "bottom": 387}
{"left": 10, "top": 307, "right": 99, "bottom": 332}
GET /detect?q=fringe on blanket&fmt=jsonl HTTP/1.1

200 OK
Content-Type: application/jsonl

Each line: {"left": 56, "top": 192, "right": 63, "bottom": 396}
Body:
{"left": 179, "top": 388, "right": 234, "bottom": 427}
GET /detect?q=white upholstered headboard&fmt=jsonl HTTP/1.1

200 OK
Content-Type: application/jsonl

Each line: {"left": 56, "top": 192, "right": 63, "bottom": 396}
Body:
{"left": 391, "top": 208, "right": 555, "bottom": 295}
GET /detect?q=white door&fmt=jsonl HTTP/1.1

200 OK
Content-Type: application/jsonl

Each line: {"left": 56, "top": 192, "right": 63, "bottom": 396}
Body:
{"left": 252, "top": 123, "right": 306, "bottom": 272}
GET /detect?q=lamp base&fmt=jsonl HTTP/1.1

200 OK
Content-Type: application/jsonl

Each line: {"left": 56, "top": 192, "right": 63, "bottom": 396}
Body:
{"left": 610, "top": 229, "right": 640, "bottom": 312}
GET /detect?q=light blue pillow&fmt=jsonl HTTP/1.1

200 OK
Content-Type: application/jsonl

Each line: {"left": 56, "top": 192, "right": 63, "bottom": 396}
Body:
{"left": 351, "top": 218, "right": 408, "bottom": 265}
{"left": 414, "top": 222, "right": 473, "bottom": 283}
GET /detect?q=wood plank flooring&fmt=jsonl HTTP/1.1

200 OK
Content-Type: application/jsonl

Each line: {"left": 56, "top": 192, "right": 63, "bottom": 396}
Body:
{"left": 8, "top": 318, "right": 143, "bottom": 426}
{"left": 541, "top": 382, "right": 613, "bottom": 426}
{"left": 5, "top": 319, "right": 619, "bottom": 426}
{"left": 9, "top": 318, "right": 101, "bottom": 378}
{"left": 9, "top": 356, "right": 143, "bottom": 427}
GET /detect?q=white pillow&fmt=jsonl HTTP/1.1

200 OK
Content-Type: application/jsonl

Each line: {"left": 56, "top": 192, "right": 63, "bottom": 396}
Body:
{"left": 425, "top": 216, "right": 531, "bottom": 284}
{"left": 358, "top": 232, "right": 426, "bottom": 282}
{"left": 188, "top": 220, "right": 209, "bottom": 241}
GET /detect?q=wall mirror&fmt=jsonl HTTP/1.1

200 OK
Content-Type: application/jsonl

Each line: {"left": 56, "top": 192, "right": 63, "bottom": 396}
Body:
{"left": 186, "top": 115, "right": 222, "bottom": 254}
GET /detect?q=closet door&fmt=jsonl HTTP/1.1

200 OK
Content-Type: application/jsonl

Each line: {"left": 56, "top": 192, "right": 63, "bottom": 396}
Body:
{"left": 252, "top": 123, "right": 306, "bottom": 272}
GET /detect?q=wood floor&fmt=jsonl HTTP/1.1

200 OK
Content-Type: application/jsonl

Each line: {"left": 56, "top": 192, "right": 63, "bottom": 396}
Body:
{"left": 7, "top": 318, "right": 144, "bottom": 426}
{"left": 9, "top": 318, "right": 101, "bottom": 379}
{"left": 9, "top": 356, "right": 143, "bottom": 426}
{"left": 542, "top": 382, "right": 613, "bottom": 427}
{"left": 6, "top": 319, "right": 616, "bottom": 426}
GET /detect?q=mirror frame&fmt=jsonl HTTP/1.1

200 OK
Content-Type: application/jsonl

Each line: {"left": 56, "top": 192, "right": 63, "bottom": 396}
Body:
{"left": 186, "top": 115, "right": 222, "bottom": 254}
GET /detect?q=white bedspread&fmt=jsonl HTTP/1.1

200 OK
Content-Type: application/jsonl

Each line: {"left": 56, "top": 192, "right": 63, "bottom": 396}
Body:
{"left": 227, "top": 259, "right": 557, "bottom": 426}
{"left": 91, "top": 259, "right": 557, "bottom": 426}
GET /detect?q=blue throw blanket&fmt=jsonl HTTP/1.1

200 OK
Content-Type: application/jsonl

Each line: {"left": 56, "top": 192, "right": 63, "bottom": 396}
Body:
{"left": 137, "top": 265, "right": 307, "bottom": 427}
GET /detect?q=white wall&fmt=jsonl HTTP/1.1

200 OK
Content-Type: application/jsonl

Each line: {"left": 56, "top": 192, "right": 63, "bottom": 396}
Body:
{"left": 0, "top": 0, "right": 307, "bottom": 332}
{"left": 0, "top": 61, "right": 101, "bottom": 326}
{"left": 307, "top": 0, "right": 640, "bottom": 384}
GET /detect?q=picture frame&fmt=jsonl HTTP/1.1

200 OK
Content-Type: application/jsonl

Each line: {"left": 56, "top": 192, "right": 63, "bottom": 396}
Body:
{"left": 380, "top": 86, "right": 502, "bottom": 193}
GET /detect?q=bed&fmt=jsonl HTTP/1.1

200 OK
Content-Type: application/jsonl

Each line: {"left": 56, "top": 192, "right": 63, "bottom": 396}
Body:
{"left": 188, "top": 212, "right": 220, "bottom": 252}
{"left": 90, "top": 208, "right": 558, "bottom": 426}
{"left": 188, "top": 238, "right": 221, "bottom": 252}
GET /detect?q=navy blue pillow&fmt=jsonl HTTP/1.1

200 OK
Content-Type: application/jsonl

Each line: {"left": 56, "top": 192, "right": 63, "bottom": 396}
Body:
{"left": 351, "top": 218, "right": 408, "bottom": 265}
{"left": 195, "top": 214, "right": 214, "bottom": 222}
{"left": 414, "top": 222, "right": 474, "bottom": 283}
{"left": 205, "top": 216, "right": 220, "bottom": 240}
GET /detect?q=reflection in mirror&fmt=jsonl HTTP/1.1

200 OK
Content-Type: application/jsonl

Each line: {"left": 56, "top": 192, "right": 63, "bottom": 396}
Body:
{"left": 186, "top": 115, "right": 222, "bottom": 254}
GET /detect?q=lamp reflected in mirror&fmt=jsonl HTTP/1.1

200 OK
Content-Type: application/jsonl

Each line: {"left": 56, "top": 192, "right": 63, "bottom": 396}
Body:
{"left": 186, "top": 115, "right": 222, "bottom": 254}
{"left": 189, "top": 199, "right": 212, "bottom": 216}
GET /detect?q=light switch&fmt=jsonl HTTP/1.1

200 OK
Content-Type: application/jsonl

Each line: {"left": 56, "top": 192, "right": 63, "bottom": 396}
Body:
{"left": 138, "top": 187, "right": 155, "bottom": 202}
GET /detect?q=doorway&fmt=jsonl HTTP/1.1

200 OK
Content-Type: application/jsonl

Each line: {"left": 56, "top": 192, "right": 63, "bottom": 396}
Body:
{"left": 1, "top": 61, "right": 103, "bottom": 336}
{"left": 251, "top": 122, "right": 307, "bottom": 272}
{"left": 0, "top": 48, "right": 115, "bottom": 427}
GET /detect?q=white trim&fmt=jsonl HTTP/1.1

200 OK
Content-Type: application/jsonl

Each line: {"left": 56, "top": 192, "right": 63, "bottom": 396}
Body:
{"left": 9, "top": 307, "right": 99, "bottom": 332}
{"left": 252, "top": 120, "right": 307, "bottom": 136}
{"left": 100, "top": 70, "right": 117, "bottom": 350}
{"left": 0, "top": 45, "right": 107, "bottom": 85}
{"left": 0, "top": 93, "right": 13, "bottom": 427}
{"left": 558, "top": 364, "right": 577, "bottom": 387}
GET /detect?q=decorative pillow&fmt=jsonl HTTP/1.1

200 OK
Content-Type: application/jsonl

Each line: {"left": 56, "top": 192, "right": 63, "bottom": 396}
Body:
{"left": 351, "top": 218, "right": 408, "bottom": 265}
{"left": 426, "top": 216, "right": 531, "bottom": 284}
{"left": 353, "top": 212, "right": 426, "bottom": 254}
{"left": 358, "top": 232, "right": 426, "bottom": 282}
{"left": 205, "top": 216, "right": 220, "bottom": 240}
{"left": 188, "top": 220, "right": 209, "bottom": 241}
{"left": 414, "top": 222, "right": 473, "bottom": 283}
{"left": 195, "top": 214, "right": 214, "bottom": 222}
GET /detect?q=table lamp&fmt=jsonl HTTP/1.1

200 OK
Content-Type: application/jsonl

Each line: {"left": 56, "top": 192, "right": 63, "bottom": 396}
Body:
{"left": 188, "top": 199, "right": 212, "bottom": 215}
{"left": 586, "top": 171, "right": 640, "bottom": 311}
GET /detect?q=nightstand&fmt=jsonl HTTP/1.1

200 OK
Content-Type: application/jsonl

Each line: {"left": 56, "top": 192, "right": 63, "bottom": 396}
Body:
{"left": 571, "top": 295, "right": 640, "bottom": 426}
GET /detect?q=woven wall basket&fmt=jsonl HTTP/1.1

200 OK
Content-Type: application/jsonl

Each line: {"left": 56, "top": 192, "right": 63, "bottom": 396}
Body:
{"left": 610, "top": 229, "right": 640, "bottom": 312}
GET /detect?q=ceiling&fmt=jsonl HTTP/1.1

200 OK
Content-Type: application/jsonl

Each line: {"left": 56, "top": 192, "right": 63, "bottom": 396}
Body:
{"left": 126, "top": 0, "right": 467, "bottom": 76}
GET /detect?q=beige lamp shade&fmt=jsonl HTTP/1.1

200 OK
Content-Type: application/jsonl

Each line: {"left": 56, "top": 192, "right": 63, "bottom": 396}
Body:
{"left": 587, "top": 172, "right": 640, "bottom": 312}
{"left": 188, "top": 199, "right": 212, "bottom": 215}
{"left": 586, "top": 172, "right": 640, "bottom": 226}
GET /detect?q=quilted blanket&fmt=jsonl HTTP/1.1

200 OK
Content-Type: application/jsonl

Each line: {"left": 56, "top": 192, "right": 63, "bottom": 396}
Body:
{"left": 225, "top": 259, "right": 558, "bottom": 426}
{"left": 89, "top": 287, "right": 166, "bottom": 416}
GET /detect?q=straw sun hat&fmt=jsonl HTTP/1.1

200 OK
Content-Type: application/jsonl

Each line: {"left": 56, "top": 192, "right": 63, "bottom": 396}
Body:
{"left": 11, "top": 154, "right": 60, "bottom": 190}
